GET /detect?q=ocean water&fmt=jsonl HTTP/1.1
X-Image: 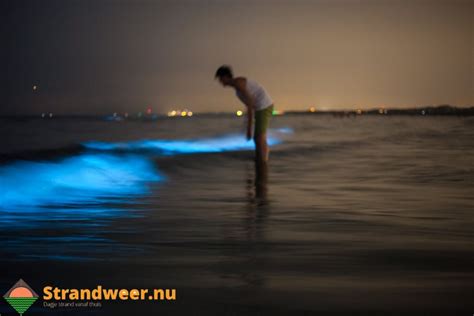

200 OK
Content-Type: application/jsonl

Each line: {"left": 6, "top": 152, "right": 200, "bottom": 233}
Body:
{"left": 0, "top": 114, "right": 473, "bottom": 315}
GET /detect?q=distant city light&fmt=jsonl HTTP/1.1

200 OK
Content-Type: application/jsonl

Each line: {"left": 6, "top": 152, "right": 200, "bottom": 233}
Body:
{"left": 309, "top": 107, "right": 316, "bottom": 112}
{"left": 32, "top": 85, "right": 38, "bottom": 91}
{"left": 236, "top": 110, "right": 243, "bottom": 116}
{"left": 272, "top": 109, "right": 284, "bottom": 116}
{"left": 146, "top": 108, "right": 152, "bottom": 115}
{"left": 49, "top": 113, "right": 53, "bottom": 118}
{"left": 167, "top": 109, "right": 193, "bottom": 117}
{"left": 356, "top": 109, "right": 362, "bottom": 115}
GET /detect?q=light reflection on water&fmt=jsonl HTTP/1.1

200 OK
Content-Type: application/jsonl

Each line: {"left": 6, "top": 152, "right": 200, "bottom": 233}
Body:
{"left": 0, "top": 153, "right": 163, "bottom": 261}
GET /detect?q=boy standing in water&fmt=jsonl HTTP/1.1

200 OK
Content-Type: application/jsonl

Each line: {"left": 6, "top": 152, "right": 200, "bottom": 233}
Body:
{"left": 215, "top": 65, "right": 274, "bottom": 165}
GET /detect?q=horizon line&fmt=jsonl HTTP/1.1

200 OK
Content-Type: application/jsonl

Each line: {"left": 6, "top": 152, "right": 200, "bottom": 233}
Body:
{"left": 1, "top": 104, "right": 473, "bottom": 117}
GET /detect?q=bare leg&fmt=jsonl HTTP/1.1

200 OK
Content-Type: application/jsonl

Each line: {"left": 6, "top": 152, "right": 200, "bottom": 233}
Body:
{"left": 262, "top": 133, "right": 269, "bottom": 162}
{"left": 254, "top": 133, "right": 269, "bottom": 165}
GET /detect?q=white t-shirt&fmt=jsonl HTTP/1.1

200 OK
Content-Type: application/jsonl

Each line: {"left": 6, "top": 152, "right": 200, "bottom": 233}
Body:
{"left": 235, "top": 78, "right": 273, "bottom": 111}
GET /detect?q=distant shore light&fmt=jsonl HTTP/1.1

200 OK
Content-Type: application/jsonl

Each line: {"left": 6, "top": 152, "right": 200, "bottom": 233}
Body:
{"left": 187, "top": 111, "right": 193, "bottom": 117}
{"left": 236, "top": 110, "right": 243, "bottom": 116}
{"left": 309, "top": 107, "right": 316, "bottom": 112}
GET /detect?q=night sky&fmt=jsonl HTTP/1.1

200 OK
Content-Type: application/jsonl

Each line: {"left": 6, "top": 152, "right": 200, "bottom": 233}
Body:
{"left": 1, "top": 0, "right": 473, "bottom": 115}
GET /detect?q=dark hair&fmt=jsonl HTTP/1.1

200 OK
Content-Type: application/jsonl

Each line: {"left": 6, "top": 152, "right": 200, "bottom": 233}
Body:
{"left": 215, "top": 65, "right": 233, "bottom": 78}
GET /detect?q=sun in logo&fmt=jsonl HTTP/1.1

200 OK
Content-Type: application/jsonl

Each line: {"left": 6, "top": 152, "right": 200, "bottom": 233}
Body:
{"left": 4, "top": 279, "right": 39, "bottom": 315}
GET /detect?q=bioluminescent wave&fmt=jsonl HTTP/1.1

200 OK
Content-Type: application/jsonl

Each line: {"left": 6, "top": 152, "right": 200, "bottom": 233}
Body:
{"left": 0, "top": 128, "right": 292, "bottom": 236}
{"left": 0, "top": 154, "right": 162, "bottom": 210}
{"left": 82, "top": 128, "right": 293, "bottom": 154}
{"left": 1, "top": 129, "right": 293, "bottom": 212}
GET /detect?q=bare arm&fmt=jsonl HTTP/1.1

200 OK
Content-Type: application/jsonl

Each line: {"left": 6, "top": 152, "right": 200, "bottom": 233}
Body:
{"left": 235, "top": 79, "right": 255, "bottom": 140}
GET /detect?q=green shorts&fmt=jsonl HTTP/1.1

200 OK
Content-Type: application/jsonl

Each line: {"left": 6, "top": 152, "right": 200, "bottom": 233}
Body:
{"left": 254, "top": 104, "right": 273, "bottom": 137}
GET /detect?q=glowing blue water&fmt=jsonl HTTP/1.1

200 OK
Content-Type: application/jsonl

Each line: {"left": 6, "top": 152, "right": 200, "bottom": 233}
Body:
{"left": 82, "top": 129, "right": 290, "bottom": 154}
{"left": 0, "top": 129, "right": 291, "bottom": 232}
{"left": 0, "top": 153, "right": 162, "bottom": 210}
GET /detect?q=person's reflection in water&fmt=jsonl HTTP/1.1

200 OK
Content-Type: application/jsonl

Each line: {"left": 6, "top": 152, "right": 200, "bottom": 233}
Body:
{"left": 239, "top": 161, "right": 270, "bottom": 290}
{"left": 254, "top": 160, "right": 269, "bottom": 201}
